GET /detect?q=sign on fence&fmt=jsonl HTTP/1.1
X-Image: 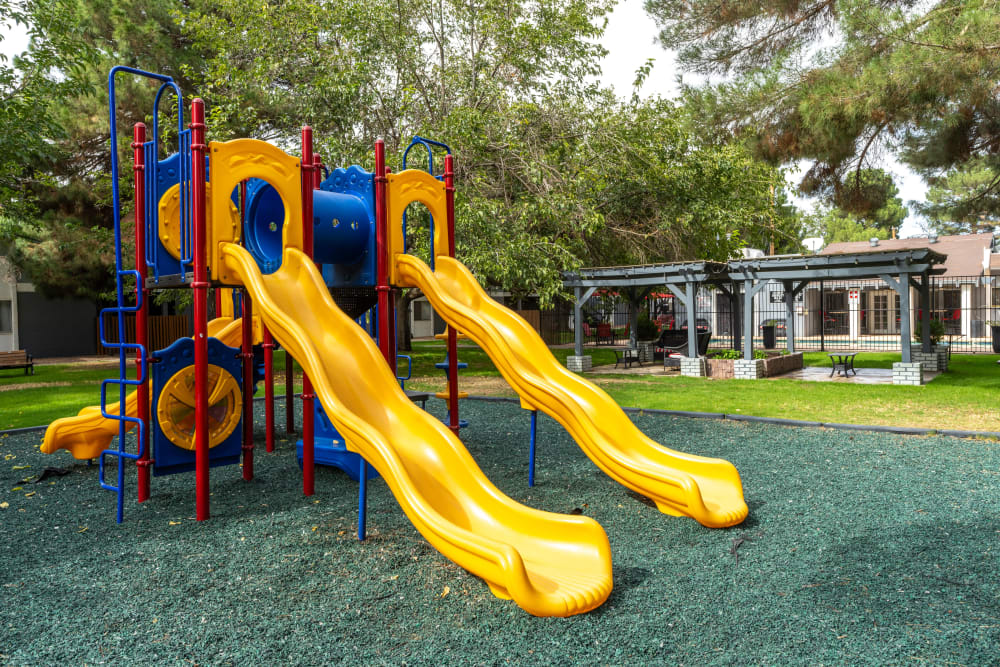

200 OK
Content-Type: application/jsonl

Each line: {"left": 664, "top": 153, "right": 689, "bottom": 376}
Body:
{"left": 769, "top": 291, "right": 804, "bottom": 303}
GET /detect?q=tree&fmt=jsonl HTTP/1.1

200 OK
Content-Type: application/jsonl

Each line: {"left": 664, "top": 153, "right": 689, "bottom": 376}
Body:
{"left": 577, "top": 98, "right": 801, "bottom": 263}
{"left": 2, "top": 0, "right": 205, "bottom": 299}
{"left": 0, "top": 0, "right": 92, "bottom": 220}
{"left": 6, "top": 0, "right": 801, "bottom": 321}
{"left": 644, "top": 0, "right": 1000, "bottom": 218}
{"left": 805, "top": 206, "right": 890, "bottom": 245}
{"left": 801, "top": 169, "right": 903, "bottom": 244}
{"left": 919, "top": 158, "right": 1000, "bottom": 235}
{"left": 183, "top": 0, "right": 800, "bottom": 333}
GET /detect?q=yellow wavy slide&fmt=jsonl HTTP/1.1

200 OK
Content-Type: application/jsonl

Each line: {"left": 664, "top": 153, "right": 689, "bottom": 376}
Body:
{"left": 42, "top": 317, "right": 245, "bottom": 461}
{"left": 395, "top": 254, "right": 748, "bottom": 529}
{"left": 221, "top": 243, "right": 612, "bottom": 617}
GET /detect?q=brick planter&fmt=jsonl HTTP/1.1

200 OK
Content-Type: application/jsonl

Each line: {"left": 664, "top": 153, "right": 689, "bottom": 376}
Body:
{"left": 705, "top": 352, "right": 803, "bottom": 379}
{"left": 705, "top": 358, "right": 735, "bottom": 379}
{"left": 763, "top": 352, "right": 804, "bottom": 376}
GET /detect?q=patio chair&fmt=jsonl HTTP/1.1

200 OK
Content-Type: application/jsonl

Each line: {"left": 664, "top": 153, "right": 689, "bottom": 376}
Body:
{"left": 660, "top": 329, "right": 712, "bottom": 369}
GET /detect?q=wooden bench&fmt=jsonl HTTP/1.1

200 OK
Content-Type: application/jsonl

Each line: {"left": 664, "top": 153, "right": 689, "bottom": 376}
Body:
{"left": 0, "top": 350, "right": 33, "bottom": 375}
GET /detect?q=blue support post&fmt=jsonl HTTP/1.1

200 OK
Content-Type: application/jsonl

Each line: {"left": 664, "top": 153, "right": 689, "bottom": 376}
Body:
{"left": 358, "top": 461, "right": 368, "bottom": 541}
{"left": 528, "top": 410, "right": 538, "bottom": 487}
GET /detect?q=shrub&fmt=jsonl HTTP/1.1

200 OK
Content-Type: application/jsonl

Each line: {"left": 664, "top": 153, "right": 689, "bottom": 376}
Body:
{"left": 637, "top": 313, "right": 658, "bottom": 340}
{"left": 912, "top": 318, "right": 946, "bottom": 345}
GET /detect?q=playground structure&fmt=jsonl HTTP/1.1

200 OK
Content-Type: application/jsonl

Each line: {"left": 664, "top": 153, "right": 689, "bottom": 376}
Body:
{"left": 42, "top": 67, "right": 748, "bottom": 617}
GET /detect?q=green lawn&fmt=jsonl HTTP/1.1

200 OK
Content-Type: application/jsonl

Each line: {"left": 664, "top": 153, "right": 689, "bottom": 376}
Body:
{"left": 3, "top": 345, "right": 998, "bottom": 433}
{"left": 596, "top": 352, "right": 1000, "bottom": 432}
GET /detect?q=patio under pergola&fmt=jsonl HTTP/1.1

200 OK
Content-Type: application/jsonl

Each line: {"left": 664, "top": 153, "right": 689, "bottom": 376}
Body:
{"left": 562, "top": 248, "right": 947, "bottom": 385}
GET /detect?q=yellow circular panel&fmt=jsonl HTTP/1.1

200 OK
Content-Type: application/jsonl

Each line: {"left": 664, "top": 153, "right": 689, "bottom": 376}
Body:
{"left": 158, "top": 183, "right": 240, "bottom": 260}
{"left": 156, "top": 363, "right": 242, "bottom": 450}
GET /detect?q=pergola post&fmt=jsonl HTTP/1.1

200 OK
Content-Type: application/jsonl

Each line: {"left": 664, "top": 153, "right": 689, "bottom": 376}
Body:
{"left": 665, "top": 282, "right": 698, "bottom": 356}
{"left": 742, "top": 279, "right": 771, "bottom": 360}
{"left": 920, "top": 276, "right": 931, "bottom": 353}
{"left": 783, "top": 280, "right": 795, "bottom": 354}
{"left": 782, "top": 280, "right": 808, "bottom": 354}
{"left": 628, "top": 299, "right": 639, "bottom": 349}
{"left": 881, "top": 273, "right": 912, "bottom": 362}
{"left": 743, "top": 280, "right": 754, "bottom": 360}
{"left": 686, "top": 282, "right": 698, "bottom": 356}
{"left": 568, "top": 285, "right": 596, "bottom": 373}
{"left": 731, "top": 282, "right": 741, "bottom": 352}
{"left": 574, "top": 286, "right": 584, "bottom": 357}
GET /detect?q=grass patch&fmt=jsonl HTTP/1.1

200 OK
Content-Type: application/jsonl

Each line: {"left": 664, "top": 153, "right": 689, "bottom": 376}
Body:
{"left": 592, "top": 353, "right": 1000, "bottom": 432}
{"left": 5, "top": 344, "right": 998, "bottom": 434}
{"left": 0, "top": 353, "right": 295, "bottom": 431}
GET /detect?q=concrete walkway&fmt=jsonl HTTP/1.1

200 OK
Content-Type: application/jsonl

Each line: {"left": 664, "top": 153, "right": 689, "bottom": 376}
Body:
{"left": 772, "top": 366, "right": 940, "bottom": 384}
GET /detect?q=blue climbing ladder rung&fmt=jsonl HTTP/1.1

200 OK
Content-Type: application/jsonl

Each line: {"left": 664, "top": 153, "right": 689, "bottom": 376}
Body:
{"left": 178, "top": 128, "right": 193, "bottom": 275}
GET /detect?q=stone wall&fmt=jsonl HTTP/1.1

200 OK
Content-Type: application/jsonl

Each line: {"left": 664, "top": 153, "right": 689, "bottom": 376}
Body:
{"left": 892, "top": 361, "right": 924, "bottom": 385}
{"left": 705, "top": 352, "right": 803, "bottom": 379}
{"left": 935, "top": 345, "right": 949, "bottom": 372}
{"left": 705, "top": 358, "right": 735, "bottom": 379}
{"left": 679, "top": 356, "right": 706, "bottom": 377}
{"left": 566, "top": 355, "right": 592, "bottom": 373}
{"left": 763, "top": 352, "right": 804, "bottom": 376}
{"left": 734, "top": 358, "right": 764, "bottom": 380}
{"left": 909, "top": 345, "right": 950, "bottom": 372}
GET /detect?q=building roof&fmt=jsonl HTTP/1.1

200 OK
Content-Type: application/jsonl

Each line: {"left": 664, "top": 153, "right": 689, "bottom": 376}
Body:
{"left": 821, "top": 233, "right": 994, "bottom": 277}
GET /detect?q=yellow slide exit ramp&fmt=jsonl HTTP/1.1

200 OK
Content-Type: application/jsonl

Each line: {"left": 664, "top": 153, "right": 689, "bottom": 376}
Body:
{"left": 395, "top": 254, "right": 748, "bottom": 529}
{"left": 42, "top": 318, "right": 246, "bottom": 461}
{"left": 221, "top": 244, "right": 613, "bottom": 617}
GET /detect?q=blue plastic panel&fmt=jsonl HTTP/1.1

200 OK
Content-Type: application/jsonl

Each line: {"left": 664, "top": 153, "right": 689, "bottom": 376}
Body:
{"left": 151, "top": 335, "right": 243, "bottom": 476}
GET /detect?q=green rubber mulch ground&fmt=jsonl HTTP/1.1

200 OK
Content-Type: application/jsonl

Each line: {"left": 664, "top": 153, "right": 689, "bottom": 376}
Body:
{"left": 2, "top": 399, "right": 999, "bottom": 664}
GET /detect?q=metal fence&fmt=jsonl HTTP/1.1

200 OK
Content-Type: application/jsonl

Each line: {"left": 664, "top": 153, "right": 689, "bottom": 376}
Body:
{"left": 539, "top": 276, "right": 1000, "bottom": 353}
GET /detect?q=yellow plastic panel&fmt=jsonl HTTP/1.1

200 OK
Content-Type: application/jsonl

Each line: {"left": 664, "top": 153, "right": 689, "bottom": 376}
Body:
{"left": 156, "top": 363, "right": 242, "bottom": 450}
{"left": 208, "top": 139, "right": 302, "bottom": 283}
{"left": 158, "top": 183, "right": 240, "bottom": 260}
{"left": 385, "top": 170, "right": 448, "bottom": 286}
{"left": 42, "top": 317, "right": 251, "bottom": 460}
{"left": 395, "top": 254, "right": 749, "bottom": 529}
{"left": 221, "top": 242, "right": 612, "bottom": 617}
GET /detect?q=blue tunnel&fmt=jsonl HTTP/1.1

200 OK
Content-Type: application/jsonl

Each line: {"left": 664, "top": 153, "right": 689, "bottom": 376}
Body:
{"left": 242, "top": 165, "right": 375, "bottom": 284}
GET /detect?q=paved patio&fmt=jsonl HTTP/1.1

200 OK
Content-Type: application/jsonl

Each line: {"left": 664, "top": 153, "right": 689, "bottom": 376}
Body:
{"left": 587, "top": 361, "right": 940, "bottom": 384}
{"left": 773, "top": 366, "right": 940, "bottom": 384}
{"left": 588, "top": 361, "right": 679, "bottom": 375}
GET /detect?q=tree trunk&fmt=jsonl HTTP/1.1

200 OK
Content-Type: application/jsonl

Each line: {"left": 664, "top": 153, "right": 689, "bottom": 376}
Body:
{"left": 398, "top": 288, "right": 422, "bottom": 351}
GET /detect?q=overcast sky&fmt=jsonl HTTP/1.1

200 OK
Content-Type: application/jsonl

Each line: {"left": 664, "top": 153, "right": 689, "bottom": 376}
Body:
{"left": 3, "top": 3, "right": 927, "bottom": 236}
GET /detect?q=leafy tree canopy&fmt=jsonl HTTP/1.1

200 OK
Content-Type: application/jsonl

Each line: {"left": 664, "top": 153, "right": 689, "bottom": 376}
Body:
{"left": 5, "top": 0, "right": 800, "bottom": 306}
{"left": 802, "top": 168, "right": 904, "bottom": 244}
{"left": 918, "top": 157, "right": 1000, "bottom": 235}
{"left": 645, "top": 0, "right": 1000, "bottom": 221}
{"left": 1, "top": 0, "right": 204, "bottom": 299}
{"left": 805, "top": 206, "right": 890, "bottom": 245}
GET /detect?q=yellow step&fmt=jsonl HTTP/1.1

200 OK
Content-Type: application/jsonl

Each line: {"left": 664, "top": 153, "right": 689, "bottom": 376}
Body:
{"left": 435, "top": 390, "right": 469, "bottom": 400}
{"left": 435, "top": 329, "right": 468, "bottom": 340}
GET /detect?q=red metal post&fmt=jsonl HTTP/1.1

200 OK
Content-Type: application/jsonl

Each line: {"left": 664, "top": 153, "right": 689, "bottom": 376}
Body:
{"left": 385, "top": 166, "right": 397, "bottom": 376}
{"left": 241, "top": 289, "right": 254, "bottom": 480}
{"left": 132, "top": 123, "right": 152, "bottom": 500}
{"left": 300, "top": 127, "right": 315, "bottom": 497}
{"left": 263, "top": 325, "right": 275, "bottom": 452}
{"left": 374, "top": 141, "right": 392, "bottom": 366}
{"left": 190, "top": 99, "right": 210, "bottom": 521}
{"left": 214, "top": 288, "right": 222, "bottom": 319}
{"left": 238, "top": 178, "right": 255, "bottom": 478}
{"left": 444, "top": 154, "right": 459, "bottom": 435}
